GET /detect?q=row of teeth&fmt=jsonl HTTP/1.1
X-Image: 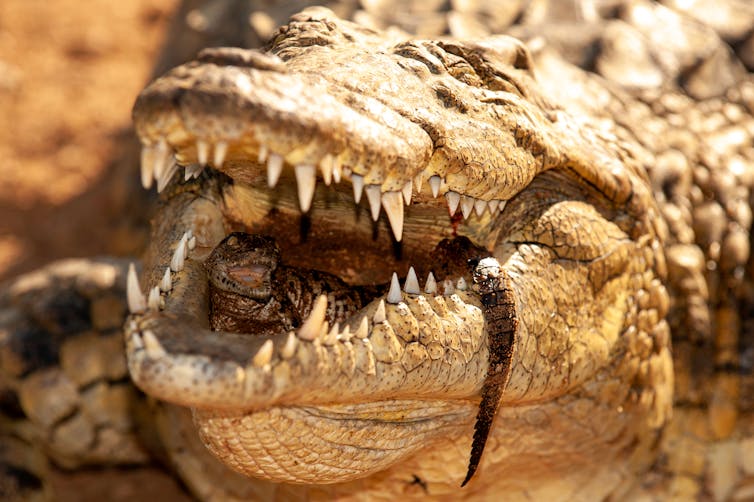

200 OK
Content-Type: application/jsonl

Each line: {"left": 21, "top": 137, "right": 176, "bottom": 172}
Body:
{"left": 127, "top": 231, "right": 472, "bottom": 368}
{"left": 140, "top": 139, "right": 509, "bottom": 241}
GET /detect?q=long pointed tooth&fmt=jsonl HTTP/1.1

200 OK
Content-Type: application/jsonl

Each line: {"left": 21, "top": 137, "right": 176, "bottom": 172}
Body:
{"left": 414, "top": 172, "right": 424, "bottom": 194}
{"left": 333, "top": 164, "right": 342, "bottom": 183}
{"left": 474, "top": 199, "right": 488, "bottom": 216}
{"left": 142, "top": 330, "right": 166, "bottom": 358}
{"left": 488, "top": 200, "right": 500, "bottom": 213}
{"left": 281, "top": 332, "right": 298, "bottom": 359}
{"left": 196, "top": 140, "right": 209, "bottom": 165}
{"left": 160, "top": 267, "right": 172, "bottom": 292}
{"left": 401, "top": 180, "right": 412, "bottom": 205}
{"left": 170, "top": 234, "right": 188, "bottom": 272}
{"left": 429, "top": 175, "right": 442, "bottom": 197}
{"left": 184, "top": 164, "right": 203, "bottom": 181}
{"left": 320, "top": 154, "right": 334, "bottom": 185}
{"left": 460, "top": 195, "right": 474, "bottom": 219}
{"left": 365, "top": 185, "right": 381, "bottom": 221}
{"left": 355, "top": 317, "right": 369, "bottom": 338}
{"left": 382, "top": 191, "right": 404, "bottom": 241}
{"left": 425, "top": 272, "right": 437, "bottom": 294}
{"left": 352, "top": 174, "right": 364, "bottom": 203}
{"left": 153, "top": 140, "right": 172, "bottom": 185}
{"left": 188, "top": 236, "right": 196, "bottom": 250}
{"left": 324, "top": 323, "right": 339, "bottom": 346}
{"left": 148, "top": 286, "right": 162, "bottom": 311}
{"left": 213, "top": 141, "right": 228, "bottom": 168}
{"left": 446, "top": 191, "right": 460, "bottom": 216}
{"left": 498, "top": 200, "right": 508, "bottom": 212}
{"left": 266, "top": 153, "right": 284, "bottom": 187}
{"left": 457, "top": 277, "right": 468, "bottom": 291}
{"left": 252, "top": 340, "right": 274, "bottom": 368}
{"left": 387, "top": 273, "right": 402, "bottom": 304}
{"left": 127, "top": 263, "right": 147, "bottom": 314}
{"left": 338, "top": 325, "right": 352, "bottom": 342}
{"left": 258, "top": 144, "right": 268, "bottom": 164}
{"left": 140, "top": 146, "right": 155, "bottom": 189}
{"left": 374, "top": 299, "right": 387, "bottom": 323}
{"left": 299, "top": 294, "right": 328, "bottom": 340}
{"left": 404, "top": 266, "right": 420, "bottom": 294}
{"left": 156, "top": 163, "right": 179, "bottom": 193}
{"left": 442, "top": 279, "right": 455, "bottom": 295}
{"left": 295, "top": 164, "right": 317, "bottom": 212}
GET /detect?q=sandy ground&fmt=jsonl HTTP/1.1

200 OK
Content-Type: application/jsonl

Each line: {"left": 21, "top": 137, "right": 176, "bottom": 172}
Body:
{"left": 0, "top": 1, "right": 194, "bottom": 499}
{"left": 0, "top": 0, "right": 176, "bottom": 282}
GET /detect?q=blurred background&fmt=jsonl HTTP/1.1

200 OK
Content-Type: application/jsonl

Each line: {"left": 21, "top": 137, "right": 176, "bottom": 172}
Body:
{"left": 0, "top": 0, "right": 178, "bottom": 282}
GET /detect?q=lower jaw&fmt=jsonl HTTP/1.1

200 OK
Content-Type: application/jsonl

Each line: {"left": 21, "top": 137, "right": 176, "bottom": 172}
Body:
{"left": 193, "top": 399, "right": 478, "bottom": 484}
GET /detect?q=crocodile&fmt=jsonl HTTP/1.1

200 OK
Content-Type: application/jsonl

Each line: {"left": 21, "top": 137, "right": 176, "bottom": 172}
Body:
{"left": 2, "top": 1, "right": 754, "bottom": 500}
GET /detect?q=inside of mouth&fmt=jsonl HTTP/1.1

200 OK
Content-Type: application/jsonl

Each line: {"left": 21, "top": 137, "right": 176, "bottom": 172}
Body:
{"left": 205, "top": 155, "right": 504, "bottom": 290}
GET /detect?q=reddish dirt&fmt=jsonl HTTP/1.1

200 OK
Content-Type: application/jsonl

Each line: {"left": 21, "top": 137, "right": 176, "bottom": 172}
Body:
{"left": 0, "top": 0, "right": 177, "bottom": 282}
{"left": 0, "top": 1, "right": 193, "bottom": 499}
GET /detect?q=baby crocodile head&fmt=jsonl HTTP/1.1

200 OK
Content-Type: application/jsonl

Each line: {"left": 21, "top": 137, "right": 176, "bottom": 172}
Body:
{"left": 125, "top": 7, "right": 672, "bottom": 498}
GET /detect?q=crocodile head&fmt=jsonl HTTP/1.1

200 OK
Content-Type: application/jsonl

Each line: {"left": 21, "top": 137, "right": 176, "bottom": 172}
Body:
{"left": 126, "top": 7, "right": 673, "bottom": 498}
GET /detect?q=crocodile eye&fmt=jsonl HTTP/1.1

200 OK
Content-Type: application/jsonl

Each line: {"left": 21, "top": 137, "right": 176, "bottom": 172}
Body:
{"left": 227, "top": 235, "right": 239, "bottom": 246}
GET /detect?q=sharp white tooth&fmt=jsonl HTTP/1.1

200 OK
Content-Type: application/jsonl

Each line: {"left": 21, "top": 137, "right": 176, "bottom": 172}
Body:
{"left": 142, "top": 330, "right": 167, "bottom": 358}
{"left": 352, "top": 174, "right": 364, "bottom": 203}
{"left": 355, "top": 317, "right": 369, "bottom": 338}
{"left": 429, "top": 175, "right": 442, "bottom": 197}
{"left": 299, "top": 294, "right": 328, "bottom": 340}
{"left": 281, "top": 331, "right": 298, "bottom": 359}
{"left": 401, "top": 180, "right": 412, "bottom": 205}
{"left": 488, "top": 200, "right": 500, "bottom": 213}
{"left": 258, "top": 144, "right": 268, "bottom": 164}
{"left": 442, "top": 279, "right": 455, "bottom": 295}
{"left": 387, "top": 273, "right": 402, "bottom": 304}
{"left": 252, "top": 340, "right": 274, "bottom": 368}
{"left": 153, "top": 140, "right": 172, "bottom": 185}
{"left": 460, "top": 195, "right": 474, "bottom": 219}
{"left": 324, "top": 323, "right": 339, "bottom": 345}
{"left": 267, "top": 153, "right": 284, "bottom": 188}
{"left": 414, "top": 172, "right": 424, "bottom": 194}
{"left": 365, "top": 185, "right": 381, "bottom": 221}
{"left": 445, "top": 191, "right": 460, "bottom": 216}
{"left": 374, "top": 298, "right": 387, "bottom": 323}
{"left": 404, "top": 267, "right": 420, "bottom": 294}
{"left": 295, "top": 164, "right": 317, "bottom": 212}
{"left": 498, "top": 200, "right": 507, "bottom": 212}
{"left": 457, "top": 277, "right": 468, "bottom": 291}
{"left": 170, "top": 234, "right": 188, "bottom": 272}
{"left": 160, "top": 267, "right": 172, "bottom": 292}
{"left": 196, "top": 140, "right": 209, "bottom": 165}
{"left": 140, "top": 146, "right": 155, "bottom": 189}
{"left": 156, "top": 163, "right": 179, "bottom": 193}
{"left": 381, "top": 191, "right": 404, "bottom": 241}
{"left": 320, "top": 154, "right": 334, "bottom": 185}
{"left": 127, "top": 263, "right": 147, "bottom": 314}
{"left": 338, "top": 326, "right": 352, "bottom": 342}
{"left": 333, "top": 164, "right": 342, "bottom": 183}
{"left": 188, "top": 236, "right": 197, "bottom": 250}
{"left": 148, "top": 286, "right": 162, "bottom": 311}
{"left": 474, "top": 199, "right": 488, "bottom": 216}
{"left": 213, "top": 141, "right": 228, "bottom": 168}
{"left": 425, "top": 272, "right": 437, "bottom": 294}
{"left": 184, "top": 164, "right": 203, "bottom": 181}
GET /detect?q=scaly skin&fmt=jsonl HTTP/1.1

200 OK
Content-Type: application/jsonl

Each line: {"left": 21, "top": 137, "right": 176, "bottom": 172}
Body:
{"left": 3, "top": 1, "right": 754, "bottom": 500}
{"left": 127, "top": 7, "right": 673, "bottom": 500}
